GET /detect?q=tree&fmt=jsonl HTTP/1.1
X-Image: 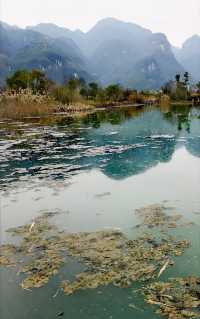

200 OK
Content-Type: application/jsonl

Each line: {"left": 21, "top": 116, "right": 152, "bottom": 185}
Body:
{"left": 183, "top": 72, "right": 189, "bottom": 86}
{"left": 106, "top": 84, "right": 122, "bottom": 102}
{"left": 6, "top": 69, "right": 51, "bottom": 93}
{"left": 123, "top": 89, "right": 132, "bottom": 100}
{"left": 31, "top": 69, "right": 50, "bottom": 93}
{"left": 175, "top": 74, "right": 181, "bottom": 83}
{"left": 80, "top": 87, "right": 89, "bottom": 99}
{"left": 88, "top": 82, "right": 99, "bottom": 99}
{"left": 162, "top": 81, "right": 173, "bottom": 95}
{"left": 183, "top": 72, "right": 190, "bottom": 99}
{"left": 6, "top": 70, "right": 31, "bottom": 90}
{"left": 173, "top": 74, "right": 188, "bottom": 101}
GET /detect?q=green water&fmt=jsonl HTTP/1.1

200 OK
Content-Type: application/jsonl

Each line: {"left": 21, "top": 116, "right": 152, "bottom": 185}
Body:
{"left": 0, "top": 105, "right": 200, "bottom": 319}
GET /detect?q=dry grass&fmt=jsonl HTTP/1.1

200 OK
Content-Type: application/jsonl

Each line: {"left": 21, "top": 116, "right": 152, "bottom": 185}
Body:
{"left": 0, "top": 90, "right": 94, "bottom": 120}
{"left": 0, "top": 89, "right": 56, "bottom": 119}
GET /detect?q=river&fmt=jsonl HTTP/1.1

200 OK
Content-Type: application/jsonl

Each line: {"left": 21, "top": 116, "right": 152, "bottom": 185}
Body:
{"left": 0, "top": 105, "right": 200, "bottom": 319}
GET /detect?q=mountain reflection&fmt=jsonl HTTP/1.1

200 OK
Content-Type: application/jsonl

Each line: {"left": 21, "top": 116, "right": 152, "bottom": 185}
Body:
{"left": 0, "top": 105, "right": 200, "bottom": 187}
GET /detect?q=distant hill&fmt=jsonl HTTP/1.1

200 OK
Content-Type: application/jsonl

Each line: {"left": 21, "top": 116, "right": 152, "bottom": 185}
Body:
{"left": 87, "top": 19, "right": 184, "bottom": 89}
{"left": 173, "top": 35, "right": 200, "bottom": 82}
{"left": 27, "top": 18, "right": 184, "bottom": 89}
{"left": 27, "top": 23, "right": 74, "bottom": 39}
{"left": 88, "top": 22, "right": 184, "bottom": 89}
{"left": 27, "top": 23, "right": 86, "bottom": 56}
{"left": 0, "top": 22, "right": 91, "bottom": 86}
{"left": 2, "top": 18, "right": 199, "bottom": 89}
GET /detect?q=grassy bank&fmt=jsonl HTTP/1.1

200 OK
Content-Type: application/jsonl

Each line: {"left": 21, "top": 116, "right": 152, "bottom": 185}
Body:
{"left": 0, "top": 90, "right": 95, "bottom": 120}
{"left": 1, "top": 90, "right": 197, "bottom": 121}
{"left": 0, "top": 89, "right": 158, "bottom": 120}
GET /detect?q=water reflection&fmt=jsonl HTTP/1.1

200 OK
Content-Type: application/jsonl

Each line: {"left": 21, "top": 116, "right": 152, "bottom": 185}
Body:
{"left": 0, "top": 105, "right": 200, "bottom": 188}
{"left": 1, "top": 105, "right": 200, "bottom": 319}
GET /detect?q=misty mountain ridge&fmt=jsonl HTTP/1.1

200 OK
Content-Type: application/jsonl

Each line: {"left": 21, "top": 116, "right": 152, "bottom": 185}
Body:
{"left": 25, "top": 18, "right": 186, "bottom": 89}
{"left": 173, "top": 35, "right": 200, "bottom": 82}
{"left": 0, "top": 18, "right": 199, "bottom": 89}
{"left": 0, "top": 22, "right": 91, "bottom": 86}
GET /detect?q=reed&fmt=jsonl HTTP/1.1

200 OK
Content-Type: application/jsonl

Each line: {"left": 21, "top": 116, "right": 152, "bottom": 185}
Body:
{"left": 0, "top": 89, "right": 55, "bottom": 119}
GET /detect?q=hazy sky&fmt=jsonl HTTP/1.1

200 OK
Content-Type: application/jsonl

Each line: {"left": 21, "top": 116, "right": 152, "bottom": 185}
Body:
{"left": 1, "top": 0, "right": 200, "bottom": 47}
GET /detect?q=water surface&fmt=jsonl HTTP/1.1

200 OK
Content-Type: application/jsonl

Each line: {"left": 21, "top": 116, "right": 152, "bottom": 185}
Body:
{"left": 1, "top": 105, "right": 200, "bottom": 319}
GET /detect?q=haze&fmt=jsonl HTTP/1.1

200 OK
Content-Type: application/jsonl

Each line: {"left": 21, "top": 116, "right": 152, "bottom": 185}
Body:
{"left": 1, "top": 0, "right": 200, "bottom": 47}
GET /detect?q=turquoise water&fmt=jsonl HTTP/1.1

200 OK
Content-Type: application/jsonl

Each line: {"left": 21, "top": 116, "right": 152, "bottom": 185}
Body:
{"left": 0, "top": 105, "right": 200, "bottom": 319}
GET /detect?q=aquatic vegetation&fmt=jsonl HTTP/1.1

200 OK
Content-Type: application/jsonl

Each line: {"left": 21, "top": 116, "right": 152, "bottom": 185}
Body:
{"left": 135, "top": 204, "right": 183, "bottom": 229}
{"left": 0, "top": 244, "right": 16, "bottom": 267}
{"left": 143, "top": 277, "right": 200, "bottom": 319}
{"left": 0, "top": 204, "right": 191, "bottom": 296}
{"left": 21, "top": 255, "right": 64, "bottom": 289}
{"left": 3, "top": 213, "right": 65, "bottom": 289}
{"left": 61, "top": 232, "right": 189, "bottom": 295}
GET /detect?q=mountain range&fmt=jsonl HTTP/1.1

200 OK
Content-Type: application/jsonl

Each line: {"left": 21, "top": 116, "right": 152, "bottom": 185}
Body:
{"left": 173, "top": 35, "right": 200, "bottom": 82}
{"left": 0, "top": 18, "right": 199, "bottom": 89}
{"left": 0, "top": 22, "right": 91, "bottom": 87}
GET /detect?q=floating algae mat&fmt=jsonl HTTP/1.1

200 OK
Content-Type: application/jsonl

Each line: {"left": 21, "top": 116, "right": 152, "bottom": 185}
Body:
{"left": 0, "top": 204, "right": 197, "bottom": 318}
{"left": 143, "top": 277, "right": 200, "bottom": 319}
{"left": 135, "top": 204, "right": 183, "bottom": 229}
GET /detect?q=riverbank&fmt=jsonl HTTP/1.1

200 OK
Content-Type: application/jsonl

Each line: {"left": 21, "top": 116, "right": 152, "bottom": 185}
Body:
{"left": 0, "top": 92, "right": 96, "bottom": 120}
{"left": 0, "top": 91, "right": 147, "bottom": 120}
{"left": 1, "top": 91, "right": 199, "bottom": 120}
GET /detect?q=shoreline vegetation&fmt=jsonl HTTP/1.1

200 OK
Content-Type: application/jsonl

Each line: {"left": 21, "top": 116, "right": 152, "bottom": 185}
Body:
{"left": 0, "top": 69, "right": 199, "bottom": 120}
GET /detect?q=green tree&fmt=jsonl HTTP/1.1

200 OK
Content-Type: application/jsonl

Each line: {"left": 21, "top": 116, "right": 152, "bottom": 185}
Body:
{"left": 106, "top": 84, "right": 122, "bottom": 102}
{"left": 6, "top": 69, "right": 51, "bottom": 93}
{"left": 88, "top": 82, "right": 99, "bottom": 99}
{"left": 80, "top": 87, "right": 89, "bottom": 99}
{"left": 6, "top": 70, "right": 31, "bottom": 90}
{"left": 31, "top": 69, "right": 50, "bottom": 93}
